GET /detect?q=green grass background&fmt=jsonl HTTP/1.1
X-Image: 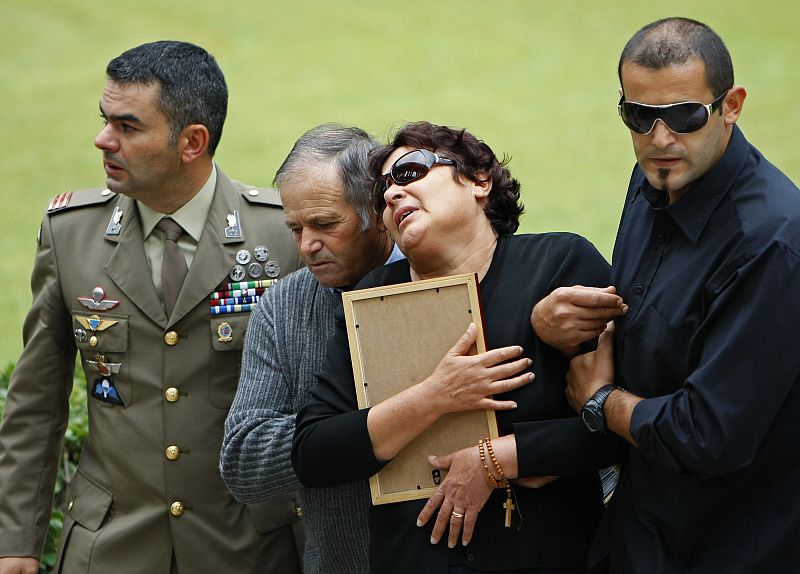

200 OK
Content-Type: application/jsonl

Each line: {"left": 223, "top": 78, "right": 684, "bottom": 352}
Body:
{"left": 1, "top": 1, "right": 798, "bottom": 365}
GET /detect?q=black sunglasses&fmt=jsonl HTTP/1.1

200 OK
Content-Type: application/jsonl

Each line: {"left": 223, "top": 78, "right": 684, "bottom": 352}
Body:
{"left": 372, "top": 149, "right": 454, "bottom": 214}
{"left": 618, "top": 90, "right": 729, "bottom": 135}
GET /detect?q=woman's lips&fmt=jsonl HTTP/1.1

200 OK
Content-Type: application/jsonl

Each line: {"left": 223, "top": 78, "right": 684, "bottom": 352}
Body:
{"left": 394, "top": 205, "right": 417, "bottom": 228}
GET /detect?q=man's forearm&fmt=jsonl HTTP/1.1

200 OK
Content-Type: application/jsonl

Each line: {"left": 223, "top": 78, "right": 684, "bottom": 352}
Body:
{"left": 605, "top": 388, "right": 642, "bottom": 446}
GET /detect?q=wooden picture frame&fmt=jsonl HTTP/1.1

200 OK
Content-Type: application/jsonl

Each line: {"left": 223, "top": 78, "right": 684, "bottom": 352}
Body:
{"left": 342, "top": 273, "right": 499, "bottom": 505}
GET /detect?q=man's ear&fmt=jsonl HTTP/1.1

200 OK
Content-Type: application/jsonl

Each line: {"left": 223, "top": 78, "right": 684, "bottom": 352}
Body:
{"left": 179, "top": 124, "right": 211, "bottom": 163}
{"left": 722, "top": 85, "right": 746, "bottom": 126}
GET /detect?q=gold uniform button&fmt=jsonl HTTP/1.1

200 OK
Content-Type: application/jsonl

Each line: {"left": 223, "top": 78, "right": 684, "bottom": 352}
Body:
{"left": 89, "top": 335, "right": 98, "bottom": 347}
{"left": 164, "top": 331, "right": 179, "bottom": 345}
{"left": 295, "top": 505, "right": 303, "bottom": 518}
{"left": 165, "top": 387, "right": 180, "bottom": 402}
{"left": 68, "top": 500, "right": 74, "bottom": 511}
{"left": 165, "top": 445, "right": 181, "bottom": 460}
{"left": 170, "top": 501, "right": 185, "bottom": 517}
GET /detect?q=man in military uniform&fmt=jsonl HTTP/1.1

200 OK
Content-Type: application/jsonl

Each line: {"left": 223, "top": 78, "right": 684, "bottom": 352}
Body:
{"left": 0, "top": 41, "right": 303, "bottom": 574}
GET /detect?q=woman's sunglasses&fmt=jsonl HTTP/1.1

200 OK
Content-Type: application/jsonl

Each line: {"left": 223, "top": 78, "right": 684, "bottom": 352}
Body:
{"left": 618, "top": 90, "right": 729, "bottom": 135}
{"left": 373, "top": 149, "right": 454, "bottom": 213}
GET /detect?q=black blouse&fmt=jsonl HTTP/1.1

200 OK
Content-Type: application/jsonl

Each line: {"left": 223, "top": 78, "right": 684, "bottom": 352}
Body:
{"left": 293, "top": 233, "right": 626, "bottom": 573}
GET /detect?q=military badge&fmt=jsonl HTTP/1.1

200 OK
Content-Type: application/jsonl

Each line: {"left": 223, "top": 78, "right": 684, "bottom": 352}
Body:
{"left": 91, "top": 376, "right": 125, "bottom": 406}
{"left": 77, "top": 286, "right": 120, "bottom": 311}
{"left": 235, "top": 249, "right": 251, "bottom": 265}
{"left": 217, "top": 322, "right": 233, "bottom": 342}
{"left": 76, "top": 314, "right": 118, "bottom": 332}
{"left": 224, "top": 210, "right": 242, "bottom": 239}
{"left": 105, "top": 206, "right": 124, "bottom": 235}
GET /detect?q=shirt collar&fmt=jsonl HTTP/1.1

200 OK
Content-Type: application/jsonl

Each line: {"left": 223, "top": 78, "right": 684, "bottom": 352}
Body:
{"left": 138, "top": 164, "right": 217, "bottom": 241}
{"left": 637, "top": 125, "right": 748, "bottom": 244}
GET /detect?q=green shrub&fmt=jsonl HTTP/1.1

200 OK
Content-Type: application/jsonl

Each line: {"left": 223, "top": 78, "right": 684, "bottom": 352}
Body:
{"left": 0, "top": 362, "right": 88, "bottom": 574}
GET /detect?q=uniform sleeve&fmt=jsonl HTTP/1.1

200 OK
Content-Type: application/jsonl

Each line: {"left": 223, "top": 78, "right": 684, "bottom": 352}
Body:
{"left": 292, "top": 300, "right": 384, "bottom": 488}
{"left": 630, "top": 241, "right": 800, "bottom": 477}
{"left": 516, "top": 235, "right": 627, "bottom": 476}
{"left": 0, "top": 215, "right": 76, "bottom": 557}
{"left": 220, "top": 286, "right": 301, "bottom": 502}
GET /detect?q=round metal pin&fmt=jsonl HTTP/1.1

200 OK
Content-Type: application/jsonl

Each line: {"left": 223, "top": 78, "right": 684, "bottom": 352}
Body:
{"left": 253, "top": 245, "right": 269, "bottom": 262}
{"left": 229, "top": 264, "right": 246, "bottom": 282}
{"left": 247, "top": 262, "right": 263, "bottom": 279}
{"left": 74, "top": 328, "right": 88, "bottom": 343}
{"left": 235, "top": 249, "right": 251, "bottom": 265}
{"left": 264, "top": 261, "right": 281, "bottom": 278}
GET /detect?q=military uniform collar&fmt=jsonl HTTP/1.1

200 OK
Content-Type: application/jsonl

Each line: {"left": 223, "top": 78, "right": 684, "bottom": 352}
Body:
{"left": 138, "top": 164, "right": 217, "bottom": 242}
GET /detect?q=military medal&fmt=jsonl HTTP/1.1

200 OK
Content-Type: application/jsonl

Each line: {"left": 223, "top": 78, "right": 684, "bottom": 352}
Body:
{"left": 253, "top": 245, "right": 269, "bottom": 262}
{"left": 224, "top": 279, "right": 277, "bottom": 291}
{"left": 229, "top": 264, "right": 246, "bottom": 282}
{"left": 235, "top": 249, "right": 251, "bottom": 265}
{"left": 264, "top": 261, "right": 281, "bottom": 278}
{"left": 77, "top": 286, "right": 120, "bottom": 311}
{"left": 247, "top": 262, "right": 263, "bottom": 279}
{"left": 210, "top": 303, "right": 256, "bottom": 315}
{"left": 217, "top": 322, "right": 233, "bottom": 342}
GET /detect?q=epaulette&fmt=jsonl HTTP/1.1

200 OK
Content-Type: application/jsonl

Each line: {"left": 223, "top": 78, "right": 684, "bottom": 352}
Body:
{"left": 47, "top": 188, "right": 117, "bottom": 214}
{"left": 235, "top": 183, "right": 283, "bottom": 208}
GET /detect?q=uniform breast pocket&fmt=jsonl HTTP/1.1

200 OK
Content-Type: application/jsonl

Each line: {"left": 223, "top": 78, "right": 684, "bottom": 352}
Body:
{"left": 208, "top": 314, "right": 251, "bottom": 408}
{"left": 72, "top": 312, "right": 132, "bottom": 407}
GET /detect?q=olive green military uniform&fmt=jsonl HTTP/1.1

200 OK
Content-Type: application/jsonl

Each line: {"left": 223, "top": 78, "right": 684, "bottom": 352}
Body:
{"left": 0, "top": 169, "right": 305, "bottom": 573}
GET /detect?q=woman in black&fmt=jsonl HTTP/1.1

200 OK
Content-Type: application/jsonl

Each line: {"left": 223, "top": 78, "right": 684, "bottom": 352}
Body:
{"left": 293, "top": 122, "right": 625, "bottom": 573}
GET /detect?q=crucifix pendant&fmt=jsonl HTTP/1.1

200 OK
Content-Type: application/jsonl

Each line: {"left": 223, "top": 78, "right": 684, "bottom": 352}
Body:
{"left": 503, "top": 490, "right": 515, "bottom": 527}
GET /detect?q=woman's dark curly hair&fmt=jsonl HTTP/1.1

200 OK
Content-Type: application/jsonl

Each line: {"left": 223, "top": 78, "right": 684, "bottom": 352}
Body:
{"left": 369, "top": 121, "right": 524, "bottom": 235}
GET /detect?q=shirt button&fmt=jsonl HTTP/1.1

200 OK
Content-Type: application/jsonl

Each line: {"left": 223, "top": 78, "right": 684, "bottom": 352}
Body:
{"left": 165, "top": 445, "right": 181, "bottom": 460}
{"left": 656, "top": 233, "right": 665, "bottom": 243}
{"left": 467, "top": 553, "right": 475, "bottom": 562}
{"left": 68, "top": 500, "right": 74, "bottom": 512}
{"left": 165, "top": 387, "right": 180, "bottom": 402}
{"left": 164, "top": 331, "right": 179, "bottom": 345}
{"left": 170, "top": 501, "right": 185, "bottom": 517}
{"left": 634, "top": 284, "right": 645, "bottom": 295}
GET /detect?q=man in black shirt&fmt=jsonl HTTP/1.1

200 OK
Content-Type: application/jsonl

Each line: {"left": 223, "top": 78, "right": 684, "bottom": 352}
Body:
{"left": 566, "top": 17, "right": 800, "bottom": 573}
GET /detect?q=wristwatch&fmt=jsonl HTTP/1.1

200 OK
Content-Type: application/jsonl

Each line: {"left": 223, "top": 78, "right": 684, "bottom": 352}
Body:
{"left": 580, "top": 384, "right": 617, "bottom": 433}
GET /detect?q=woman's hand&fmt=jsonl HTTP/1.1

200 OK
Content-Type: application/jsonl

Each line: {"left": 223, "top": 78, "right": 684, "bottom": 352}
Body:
{"left": 423, "top": 323, "right": 534, "bottom": 414}
{"left": 416, "top": 446, "right": 492, "bottom": 548}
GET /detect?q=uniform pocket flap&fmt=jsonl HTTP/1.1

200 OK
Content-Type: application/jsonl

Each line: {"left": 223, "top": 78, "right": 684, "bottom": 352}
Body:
{"left": 66, "top": 471, "right": 114, "bottom": 531}
{"left": 246, "top": 496, "right": 301, "bottom": 533}
{"left": 71, "top": 313, "right": 129, "bottom": 353}
{"left": 210, "top": 314, "right": 251, "bottom": 351}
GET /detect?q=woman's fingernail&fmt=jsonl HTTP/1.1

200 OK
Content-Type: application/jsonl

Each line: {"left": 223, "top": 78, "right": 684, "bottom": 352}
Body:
{"left": 417, "top": 519, "right": 423, "bottom": 527}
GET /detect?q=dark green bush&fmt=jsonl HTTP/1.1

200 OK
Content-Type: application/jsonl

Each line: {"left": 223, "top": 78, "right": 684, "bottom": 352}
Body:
{"left": 0, "top": 362, "right": 88, "bottom": 574}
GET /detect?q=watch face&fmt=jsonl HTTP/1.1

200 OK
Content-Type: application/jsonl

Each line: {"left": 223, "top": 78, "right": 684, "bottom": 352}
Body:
{"left": 581, "top": 407, "right": 604, "bottom": 433}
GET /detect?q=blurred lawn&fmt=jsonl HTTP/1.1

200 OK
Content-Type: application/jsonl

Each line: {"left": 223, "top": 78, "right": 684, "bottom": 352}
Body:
{"left": 1, "top": 1, "right": 798, "bottom": 365}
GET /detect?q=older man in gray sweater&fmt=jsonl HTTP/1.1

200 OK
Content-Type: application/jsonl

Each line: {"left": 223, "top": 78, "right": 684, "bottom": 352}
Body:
{"left": 220, "top": 124, "right": 401, "bottom": 573}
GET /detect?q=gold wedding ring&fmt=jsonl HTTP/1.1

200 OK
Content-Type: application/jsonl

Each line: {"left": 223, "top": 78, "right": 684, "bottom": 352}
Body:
{"left": 451, "top": 511, "right": 465, "bottom": 520}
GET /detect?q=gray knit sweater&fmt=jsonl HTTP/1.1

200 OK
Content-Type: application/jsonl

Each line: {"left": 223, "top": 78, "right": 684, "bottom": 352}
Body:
{"left": 221, "top": 268, "right": 370, "bottom": 573}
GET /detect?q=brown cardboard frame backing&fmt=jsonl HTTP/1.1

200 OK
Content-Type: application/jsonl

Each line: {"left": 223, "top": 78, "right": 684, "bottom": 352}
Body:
{"left": 342, "top": 273, "right": 499, "bottom": 505}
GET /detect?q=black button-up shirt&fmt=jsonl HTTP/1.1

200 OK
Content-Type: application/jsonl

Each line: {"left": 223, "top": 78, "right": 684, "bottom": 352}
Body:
{"left": 609, "top": 125, "right": 800, "bottom": 572}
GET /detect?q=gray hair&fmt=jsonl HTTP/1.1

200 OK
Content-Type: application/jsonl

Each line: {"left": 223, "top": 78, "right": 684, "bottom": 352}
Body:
{"left": 274, "top": 124, "right": 379, "bottom": 231}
